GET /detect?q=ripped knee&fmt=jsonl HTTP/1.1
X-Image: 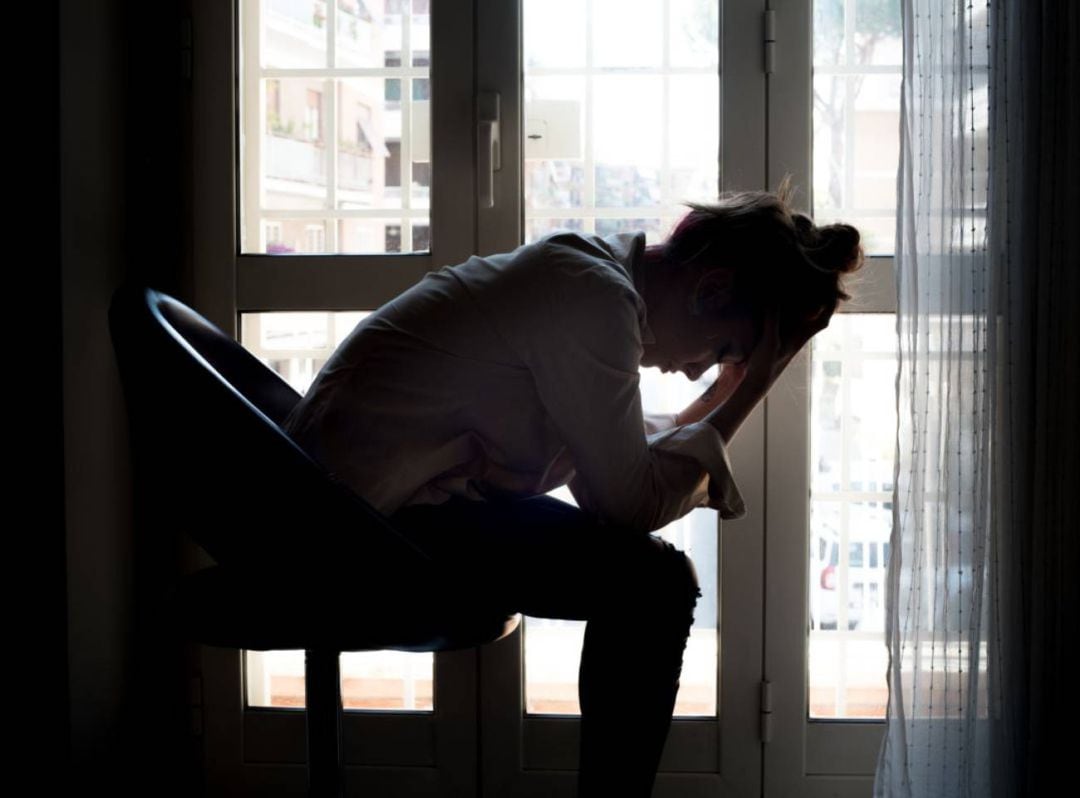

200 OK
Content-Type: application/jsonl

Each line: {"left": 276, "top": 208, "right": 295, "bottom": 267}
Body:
{"left": 647, "top": 536, "right": 703, "bottom": 616}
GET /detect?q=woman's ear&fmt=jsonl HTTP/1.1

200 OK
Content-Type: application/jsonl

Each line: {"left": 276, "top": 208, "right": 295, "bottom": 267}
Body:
{"left": 688, "top": 267, "right": 737, "bottom": 316}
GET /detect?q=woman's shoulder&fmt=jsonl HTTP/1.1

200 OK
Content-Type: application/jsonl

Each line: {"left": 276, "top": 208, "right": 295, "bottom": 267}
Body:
{"left": 440, "top": 231, "right": 646, "bottom": 349}
{"left": 511, "top": 230, "right": 643, "bottom": 297}
{"left": 532, "top": 229, "right": 641, "bottom": 267}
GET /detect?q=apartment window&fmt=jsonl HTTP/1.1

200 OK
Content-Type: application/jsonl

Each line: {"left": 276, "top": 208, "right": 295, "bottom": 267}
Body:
{"left": 304, "top": 223, "right": 325, "bottom": 252}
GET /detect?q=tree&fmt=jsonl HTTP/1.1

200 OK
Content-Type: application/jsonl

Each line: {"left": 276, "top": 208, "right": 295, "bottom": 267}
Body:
{"left": 813, "top": 0, "right": 901, "bottom": 213}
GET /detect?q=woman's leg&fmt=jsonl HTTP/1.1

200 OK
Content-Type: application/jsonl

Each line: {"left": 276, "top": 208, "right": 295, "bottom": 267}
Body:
{"left": 388, "top": 494, "right": 702, "bottom": 798}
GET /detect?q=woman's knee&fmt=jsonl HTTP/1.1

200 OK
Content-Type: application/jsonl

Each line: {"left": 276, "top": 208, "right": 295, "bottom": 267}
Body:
{"left": 637, "top": 536, "right": 702, "bottom": 616}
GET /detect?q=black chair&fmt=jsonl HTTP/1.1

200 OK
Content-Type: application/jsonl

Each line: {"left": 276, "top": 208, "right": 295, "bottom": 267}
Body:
{"left": 108, "top": 283, "right": 521, "bottom": 797}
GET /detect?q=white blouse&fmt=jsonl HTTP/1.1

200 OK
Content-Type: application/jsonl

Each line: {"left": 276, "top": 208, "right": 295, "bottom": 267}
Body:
{"left": 281, "top": 230, "right": 746, "bottom": 533}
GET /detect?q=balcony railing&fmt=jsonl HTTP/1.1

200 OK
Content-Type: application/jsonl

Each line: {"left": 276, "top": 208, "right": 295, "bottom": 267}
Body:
{"left": 338, "top": 149, "right": 374, "bottom": 191}
{"left": 266, "top": 134, "right": 326, "bottom": 186}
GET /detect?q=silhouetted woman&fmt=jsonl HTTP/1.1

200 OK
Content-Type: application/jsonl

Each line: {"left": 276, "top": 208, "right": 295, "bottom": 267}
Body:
{"left": 282, "top": 179, "right": 864, "bottom": 797}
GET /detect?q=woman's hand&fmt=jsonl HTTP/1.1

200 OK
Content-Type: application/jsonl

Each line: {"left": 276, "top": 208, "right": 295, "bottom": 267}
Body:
{"left": 704, "top": 304, "right": 835, "bottom": 443}
{"left": 743, "top": 305, "right": 835, "bottom": 393}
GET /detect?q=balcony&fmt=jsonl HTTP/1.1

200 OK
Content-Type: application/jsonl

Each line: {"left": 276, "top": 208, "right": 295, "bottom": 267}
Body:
{"left": 266, "top": 133, "right": 326, "bottom": 187}
{"left": 264, "top": 0, "right": 381, "bottom": 69}
{"left": 338, "top": 148, "right": 374, "bottom": 191}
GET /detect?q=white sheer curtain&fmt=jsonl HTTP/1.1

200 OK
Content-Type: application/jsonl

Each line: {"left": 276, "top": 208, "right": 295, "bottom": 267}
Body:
{"left": 876, "top": 2, "right": 1078, "bottom": 797}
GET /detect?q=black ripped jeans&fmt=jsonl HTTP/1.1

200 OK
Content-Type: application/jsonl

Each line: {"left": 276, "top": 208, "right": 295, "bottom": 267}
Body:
{"left": 388, "top": 493, "right": 703, "bottom": 798}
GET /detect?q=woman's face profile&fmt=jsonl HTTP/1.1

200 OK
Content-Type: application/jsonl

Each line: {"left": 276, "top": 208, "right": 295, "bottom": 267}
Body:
{"left": 641, "top": 282, "right": 758, "bottom": 382}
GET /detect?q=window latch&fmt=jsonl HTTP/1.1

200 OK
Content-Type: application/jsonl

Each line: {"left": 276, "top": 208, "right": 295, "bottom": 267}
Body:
{"left": 477, "top": 91, "right": 502, "bottom": 209}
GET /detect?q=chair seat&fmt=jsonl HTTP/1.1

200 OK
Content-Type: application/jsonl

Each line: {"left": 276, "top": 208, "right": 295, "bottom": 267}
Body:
{"left": 167, "top": 566, "right": 521, "bottom": 653}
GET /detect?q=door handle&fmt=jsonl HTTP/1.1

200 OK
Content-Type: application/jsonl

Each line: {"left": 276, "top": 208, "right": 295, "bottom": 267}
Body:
{"left": 478, "top": 91, "right": 501, "bottom": 209}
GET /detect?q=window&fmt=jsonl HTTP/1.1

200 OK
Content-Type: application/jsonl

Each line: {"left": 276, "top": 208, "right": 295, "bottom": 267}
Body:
{"left": 303, "top": 223, "right": 325, "bottom": 252}
{"left": 239, "top": 0, "right": 436, "bottom": 256}
{"left": 193, "top": 1, "right": 901, "bottom": 794}
{"left": 812, "top": 0, "right": 902, "bottom": 254}
{"left": 521, "top": 0, "right": 718, "bottom": 243}
{"left": 761, "top": 0, "right": 901, "bottom": 789}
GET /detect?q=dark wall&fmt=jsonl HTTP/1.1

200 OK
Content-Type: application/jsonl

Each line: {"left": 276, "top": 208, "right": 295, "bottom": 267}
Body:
{"left": 58, "top": 0, "right": 196, "bottom": 793}
{"left": 17, "top": 0, "right": 69, "bottom": 789}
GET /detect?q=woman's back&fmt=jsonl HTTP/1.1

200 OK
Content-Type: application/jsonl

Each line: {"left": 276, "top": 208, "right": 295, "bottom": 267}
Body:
{"left": 281, "top": 231, "right": 650, "bottom": 518}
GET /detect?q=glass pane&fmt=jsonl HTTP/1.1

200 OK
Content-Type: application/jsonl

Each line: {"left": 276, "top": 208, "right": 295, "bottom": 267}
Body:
{"left": 263, "top": 0, "right": 329, "bottom": 69}
{"left": 813, "top": 0, "right": 844, "bottom": 67}
{"left": 852, "top": 75, "right": 902, "bottom": 209}
{"left": 334, "top": 0, "right": 376, "bottom": 67}
{"left": 812, "top": 0, "right": 902, "bottom": 255}
{"left": 854, "top": 0, "right": 902, "bottom": 66}
{"left": 669, "top": 0, "right": 719, "bottom": 68}
{"left": 523, "top": 76, "right": 586, "bottom": 211}
{"left": 523, "top": 0, "right": 586, "bottom": 68}
{"left": 262, "top": 79, "right": 330, "bottom": 209}
{"left": 594, "top": 76, "right": 663, "bottom": 207}
{"left": 335, "top": 77, "right": 431, "bottom": 213}
{"left": 240, "top": 311, "right": 435, "bottom": 711}
{"left": 259, "top": 218, "right": 333, "bottom": 254}
{"left": 593, "top": 0, "right": 663, "bottom": 68}
{"left": 525, "top": 365, "right": 721, "bottom": 718}
{"left": 245, "top": 649, "right": 435, "bottom": 712}
{"left": 523, "top": 0, "right": 719, "bottom": 242}
{"left": 808, "top": 314, "right": 896, "bottom": 719}
{"left": 669, "top": 75, "right": 719, "bottom": 203}
{"left": 241, "top": 0, "right": 431, "bottom": 253}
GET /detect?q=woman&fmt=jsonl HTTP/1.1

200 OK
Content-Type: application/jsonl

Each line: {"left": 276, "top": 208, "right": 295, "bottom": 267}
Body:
{"left": 282, "top": 180, "right": 863, "bottom": 797}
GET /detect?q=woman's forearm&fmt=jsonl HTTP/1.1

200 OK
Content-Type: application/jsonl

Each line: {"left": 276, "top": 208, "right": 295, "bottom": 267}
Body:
{"left": 702, "top": 375, "right": 770, "bottom": 444}
{"left": 703, "top": 341, "right": 804, "bottom": 443}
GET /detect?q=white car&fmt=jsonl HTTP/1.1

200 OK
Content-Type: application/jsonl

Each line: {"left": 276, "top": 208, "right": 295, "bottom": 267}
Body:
{"left": 809, "top": 508, "right": 891, "bottom": 632}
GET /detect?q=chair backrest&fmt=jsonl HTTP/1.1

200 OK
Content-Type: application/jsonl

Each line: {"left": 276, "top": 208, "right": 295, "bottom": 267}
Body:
{"left": 108, "top": 283, "right": 434, "bottom": 576}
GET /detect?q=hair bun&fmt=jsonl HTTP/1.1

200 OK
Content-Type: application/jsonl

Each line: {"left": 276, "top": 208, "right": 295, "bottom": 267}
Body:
{"left": 794, "top": 215, "right": 864, "bottom": 275}
{"left": 793, "top": 212, "right": 816, "bottom": 243}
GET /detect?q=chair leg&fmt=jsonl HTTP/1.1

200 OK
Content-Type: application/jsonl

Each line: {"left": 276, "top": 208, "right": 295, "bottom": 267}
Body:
{"left": 306, "top": 648, "right": 345, "bottom": 798}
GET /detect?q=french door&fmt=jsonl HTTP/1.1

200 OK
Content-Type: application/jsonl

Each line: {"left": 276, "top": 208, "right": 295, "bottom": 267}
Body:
{"left": 474, "top": 1, "right": 764, "bottom": 796}
{"left": 188, "top": 1, "right": 898, "bottom": 796}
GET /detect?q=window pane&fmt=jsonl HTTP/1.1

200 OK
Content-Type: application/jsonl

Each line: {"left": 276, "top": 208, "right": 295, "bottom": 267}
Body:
{"left": 669, "top": 0, "right": 719, "bottom": 68}
{"left": 523, "top": 0, "right": 719, "bottom": 244}
{"left": 263, "top": 0, "right": 329, "bottom": 68}
{"left": 594, "top": 76, "right": 663, "bottom": 208}
{"left": 240, "top": 311, "right": 435, "bottom": 712}
{"left": 241, "top": 0, "right": 432, "bottom": 253}
{"left": 808, "top": 313, "right": 896, "bottom": 719}
{"left": 262, "top": 79, "right": 330, "bottom": 209}
{"left": 523, "top": 0, "right": 586, "bottom": 68}
{"left": 592, "top": 0, "right": 663, "bottom": 68}
{"left": 812, "top": 0, "right": 902, "bottom": 255}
